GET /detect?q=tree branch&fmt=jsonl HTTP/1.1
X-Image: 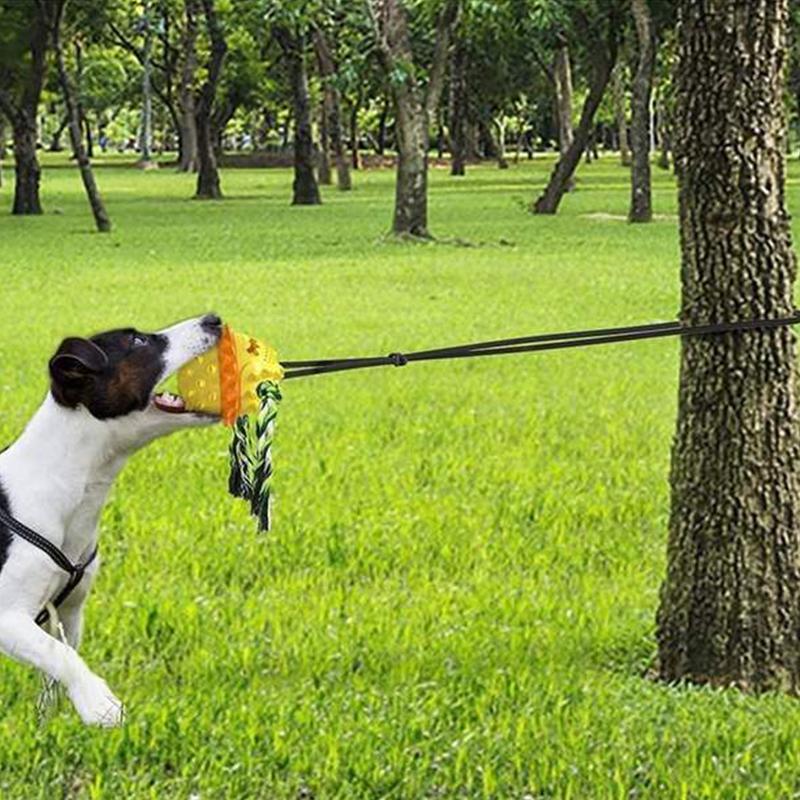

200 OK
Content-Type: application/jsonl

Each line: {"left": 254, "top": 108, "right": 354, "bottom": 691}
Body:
{"left": 424, "top": 0, "right": 460, "bottom": 119}
{"left": 530, "top": 44, "right": 555, "bottom": 86}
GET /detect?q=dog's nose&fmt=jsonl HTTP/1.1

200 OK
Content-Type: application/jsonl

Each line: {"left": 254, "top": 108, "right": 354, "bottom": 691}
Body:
{"left": 201, "top": 313, "right": 223, "bottom": 334}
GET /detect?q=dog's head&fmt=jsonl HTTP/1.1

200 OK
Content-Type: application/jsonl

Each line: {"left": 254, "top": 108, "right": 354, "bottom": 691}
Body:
{"left": 48, "top": 314, "right": 223, "bottom": 444}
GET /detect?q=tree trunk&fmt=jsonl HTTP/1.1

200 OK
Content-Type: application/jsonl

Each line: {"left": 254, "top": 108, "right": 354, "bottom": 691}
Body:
{"left": 11, "top": 119, "right": 41, "bottom": 215}
{"left": 195, "top": 109, "right": 221, "bottom": 197}
{"left": 393, "top": 89, "right": 429, "bottom": 235}
{"left": 49, "top": 114, "right": 68, "bottom": 151}
{"left": 1, "top": 7, "right": 48, "bottom": 215}
{"left": 370, "top": 0, "right": 459, "bottom": 237}
{"left": 532, "top": 48, "right": 615, "bottom": 214}
{"left": 553, "top": 40, "right": 575, "bottom": 190}
{"left": 194, "top": 0, "right": 226, "bottom": 199}
{"left": 275, "top": 25, "right": 321, "bottom": 206}
{"left": 349, "top": 100, "right": 360, "bottom": 170}
{"left": 178, "top": 0, "right": 199, "bottom": 172}
{"left": 83, "top": 113, "right": 93, "bottom": 159}
{"left": 493, "top": 115, "right": 508, "bottom": 169}
{"left": 312, "top": 26, "right": 351, "bottom": 191}
{"left": 376, "top": 99, "right": 389, "bottom": 155}
{"left": 53, "top": 7, "right": 111, "bottom": 232}
{"left": 628, "top": 0, "right": 655, "bottom": 222}
{"left": 318, "top": 99, "right": 332, "bottom": 185}
{"left": 179, "top": 104, "right": 198, "bottom": 171}
{"left": 657, "top": 98, "right": 672, "bottom": 170}
{"left": 656, "top": 0, "right": 800, "bottom": 694}
{"left": 138, "top": 0, "right": 155, "bottom": 167}
{"left": 613, "top": 61, "right": 631, "bottom": 167}
{"left": 329, "top": 97, "right": 352, "bottom": 190}
{"left": 449, "top": 35, "right": 467, "bottom": 176}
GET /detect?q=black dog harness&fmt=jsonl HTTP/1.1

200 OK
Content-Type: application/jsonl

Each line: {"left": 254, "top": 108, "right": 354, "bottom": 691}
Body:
{"left": 0, "top": 506, "right": 98, "bottom": 628}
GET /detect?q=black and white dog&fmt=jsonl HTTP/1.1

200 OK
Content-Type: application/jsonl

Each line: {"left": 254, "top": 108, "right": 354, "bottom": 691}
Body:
{"left": 0, "top": 313, "right": 222, "bottom": 726}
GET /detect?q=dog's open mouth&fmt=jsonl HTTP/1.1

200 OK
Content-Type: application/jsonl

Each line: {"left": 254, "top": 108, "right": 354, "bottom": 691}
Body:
{"left": 152, "top": 392, "right": 188, "bottom": 414}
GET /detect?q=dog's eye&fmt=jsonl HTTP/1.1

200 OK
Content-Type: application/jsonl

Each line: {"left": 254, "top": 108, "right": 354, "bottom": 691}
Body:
{"left": 131, "top": 334, "right": 148, "bottom": 347}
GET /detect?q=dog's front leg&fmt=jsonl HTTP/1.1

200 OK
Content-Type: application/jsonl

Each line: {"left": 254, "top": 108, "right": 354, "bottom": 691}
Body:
{"left": 0, "top": 610, "right": 123, "bottom": 727}
{"left": 56, "top": 563, "right": 97, "bottom": 651}
{"left": 37, "top": 578, "right": 95, "bottom": 716}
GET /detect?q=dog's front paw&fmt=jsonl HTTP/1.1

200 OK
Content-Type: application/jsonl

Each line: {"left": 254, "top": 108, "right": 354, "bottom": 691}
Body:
{"left": 68, "top": 675, "right": 124, "bottom": 727}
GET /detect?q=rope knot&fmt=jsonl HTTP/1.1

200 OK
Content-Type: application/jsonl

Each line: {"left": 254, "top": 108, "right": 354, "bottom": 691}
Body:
{"left": 388, "top": 352, "right": 408, "bottom": 367}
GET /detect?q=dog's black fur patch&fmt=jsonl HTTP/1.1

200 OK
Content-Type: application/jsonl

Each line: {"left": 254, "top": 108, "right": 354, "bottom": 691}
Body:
{"left": 50, "top": 329, "right": 168, "bottom": 420}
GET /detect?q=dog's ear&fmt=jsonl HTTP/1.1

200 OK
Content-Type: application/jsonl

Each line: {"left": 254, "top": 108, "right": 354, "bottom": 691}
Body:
{"left": 49, "top": 338, "right": 108, "bottom": 407}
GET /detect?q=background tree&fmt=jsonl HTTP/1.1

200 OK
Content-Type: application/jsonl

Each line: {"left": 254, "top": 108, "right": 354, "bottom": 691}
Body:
{"left": 612, "top": 60, "right": 631, "bottom": 167}
{"left": 448, "top": 24, "right": 468, "bottom": 176}
{"left": 194, "top": 0, "right": 226, "bottom": 198}
{"left": 369, "top": 0, "right": 460, "bottom": 238}
{"left": 177, "top": 0, "right": 200, "bottom": 171}
{"left": 531, "top": 0, "right": 628, "bottom": 215}
{"left": 312, "top": 21, "right": 352, "bottom": 191}
{"left": 273, "top": 20, "right": 321, "bottom": 205}
{"left": 628, "top": 0, "right": 655, "bottom": 222}
{"left": 654, "top": 27, "right": 676, "bottom": 171}
{"left": 44, "top": 0, "right": 112, "bottom": 232}
{"left": 656, "top": 0, "right": 800, "bottom": 693}
{"left": 553, "top": 32, "right": 575, "bottom": 182}
{"left": 0, "top": 0, "right": 49, "bottom": 214}
{"left": 135, "top": 0, "right": 156, "bottom": 167}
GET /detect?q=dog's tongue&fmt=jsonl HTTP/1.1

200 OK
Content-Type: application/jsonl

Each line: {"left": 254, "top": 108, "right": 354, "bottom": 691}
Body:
{"left": 153, "top": 392, "right": 187, "bottom": 413}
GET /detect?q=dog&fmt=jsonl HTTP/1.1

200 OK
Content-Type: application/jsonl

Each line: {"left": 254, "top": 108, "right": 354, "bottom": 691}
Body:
{"left": 0, "top": 313, "right": 223, "bottom": 726}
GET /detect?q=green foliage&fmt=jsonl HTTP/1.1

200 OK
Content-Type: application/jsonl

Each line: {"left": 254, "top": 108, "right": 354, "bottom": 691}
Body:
{"left": 0, "top": 154, "right": 799, "bottom": 797}
{"left": 0, "top": 1, "right": 36, "bottom": 82}
{"left": 79, "top": 48, "right": 139, "bottom": 116}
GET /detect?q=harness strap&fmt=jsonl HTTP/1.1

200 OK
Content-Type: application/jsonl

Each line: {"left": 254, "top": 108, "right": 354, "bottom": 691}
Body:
{"left": 0, "top": 506, "right": 98, "bottom": 628}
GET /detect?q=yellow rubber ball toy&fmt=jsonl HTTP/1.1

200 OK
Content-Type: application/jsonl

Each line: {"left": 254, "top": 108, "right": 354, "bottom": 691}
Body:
{"left": 177, "top": 325, "right": 284, "bottom": 425}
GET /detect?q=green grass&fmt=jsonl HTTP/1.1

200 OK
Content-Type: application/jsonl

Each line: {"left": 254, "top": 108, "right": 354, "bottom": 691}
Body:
{"left": 0, "top": 152, "right": 799, "bottom": 799}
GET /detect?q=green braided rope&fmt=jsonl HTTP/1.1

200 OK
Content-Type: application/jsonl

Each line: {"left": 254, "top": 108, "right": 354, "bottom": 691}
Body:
{"left": 228, "top": 415, "right": 253, "bottom": 499}
{"left": 227, "top": 380, "right": 282, "bottom": 532}
{"left": 249, "top": 381, "right": 282, "bottom": 532}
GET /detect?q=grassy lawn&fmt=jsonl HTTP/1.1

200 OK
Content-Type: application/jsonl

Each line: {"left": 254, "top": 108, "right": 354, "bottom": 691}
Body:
{"left": 0, "top": 153, "right": 798, "bottom": 799}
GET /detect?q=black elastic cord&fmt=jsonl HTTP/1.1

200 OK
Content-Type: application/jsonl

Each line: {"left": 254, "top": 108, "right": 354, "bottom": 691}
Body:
{"left": 282, "top": 312, "right": 800, "bottom": 380}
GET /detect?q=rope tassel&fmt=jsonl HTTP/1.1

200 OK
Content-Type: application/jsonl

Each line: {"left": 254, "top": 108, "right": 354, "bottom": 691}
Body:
{"left": 227, "top": 380, "right": 282, "bottom": 532}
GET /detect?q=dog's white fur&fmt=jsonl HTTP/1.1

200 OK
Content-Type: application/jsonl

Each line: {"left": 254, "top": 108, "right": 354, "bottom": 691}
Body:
{"left": 0, "top": 316, "right": 219, "bottom": 726}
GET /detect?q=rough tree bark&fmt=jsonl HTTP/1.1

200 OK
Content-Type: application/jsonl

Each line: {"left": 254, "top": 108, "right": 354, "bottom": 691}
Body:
{"left": 553, "top": 37, "right": 575, "bottom": 190}
{"left": 532, "top": 11, "right": 620, "bottom": 215}
{"left": 312, "top": 26, "right": 352, "bottom": 191}
{"left": 275, "top": 25, "right": 321, "bottom": 206}
{"left": 370, "top": 0, "right": 460, "bottom": 238}
{"left": 613, "top": 61, "right": 632, "bottom": 167}
{"left": 628, "top": 0, "right": 655, "bottom": 222}
{"left": 137, "top": 0, "right": 156, "bottom": 168}
{"left": 448, "top": 33, "right": 467, "bottom": 176}
{"left": 49, "top": 0, "right": 111, "bottom": 232}
{"left": 194, "top": 0, "right": 226, "bottom": 199}
{"left": 656, "top": 0, "right": 800, "bottom": 694}
{"left": 317, "top": 99, "right": 332, "bottom": 185}
{"left": 656, "top": 96, "right": 672, "bottom": 170}
{"left": 0, "top": 9, "right": 48, "bottom": 215}
{"left": 349, "top": 97, "right": 361, "bottom": 169}
{"left": 178, "top": 0, "right": 199, "bottom": 172}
